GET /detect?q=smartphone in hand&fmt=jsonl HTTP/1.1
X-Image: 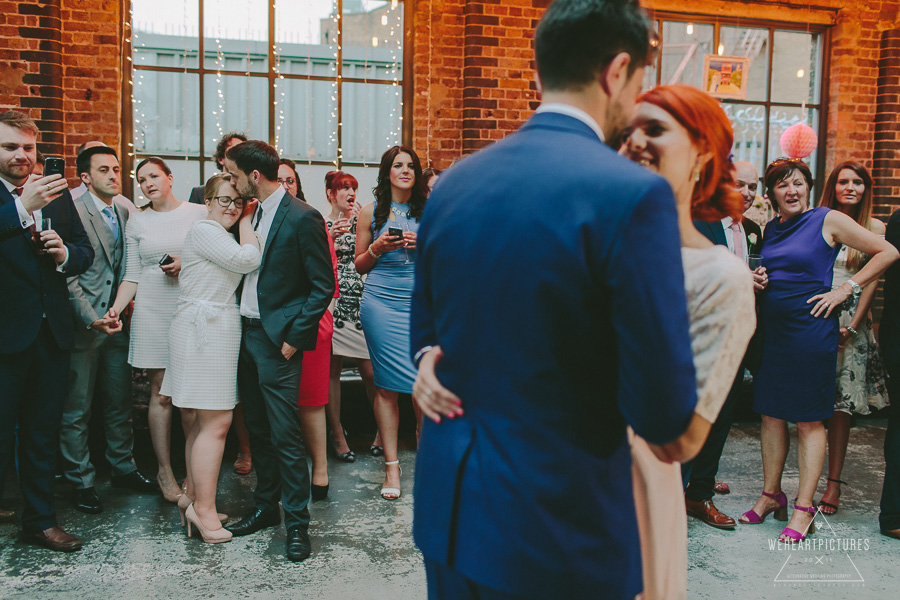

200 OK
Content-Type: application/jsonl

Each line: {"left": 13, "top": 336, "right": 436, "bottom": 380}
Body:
{"left": 388, "top": 226, "right": 403, "bottom": 240}
{"left": 159, "top": 254, "right": 175, "bottom": 266}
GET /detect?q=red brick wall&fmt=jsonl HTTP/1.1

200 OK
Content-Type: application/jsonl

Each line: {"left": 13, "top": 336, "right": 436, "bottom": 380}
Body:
{"left": 0, "top": 0, "right": 122, "bottom": 183}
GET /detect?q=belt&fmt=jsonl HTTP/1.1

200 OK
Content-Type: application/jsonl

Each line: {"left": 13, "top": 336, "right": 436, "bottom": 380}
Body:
{"left": 242, "top": 316, "right": 262, "bottom": 327}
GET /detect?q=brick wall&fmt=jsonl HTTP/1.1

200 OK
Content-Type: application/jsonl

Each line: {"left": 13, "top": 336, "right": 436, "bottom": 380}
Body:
{"left": 0, "top": 0, "right": 122, "bottom": 184}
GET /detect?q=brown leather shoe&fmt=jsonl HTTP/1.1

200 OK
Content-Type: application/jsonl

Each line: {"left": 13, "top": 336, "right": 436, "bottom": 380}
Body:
{"left": 0, "top": 507, "right": 15, "bottom": 522}
{"left": 685, "top": 498, "right": 736, "bottom": 530}
{"left": 20, "top": 526, "right": 83, "bottom": 552}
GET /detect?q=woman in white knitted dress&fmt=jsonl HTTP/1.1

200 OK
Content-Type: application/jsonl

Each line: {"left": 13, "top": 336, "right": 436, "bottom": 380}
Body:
{"left": 107, "top": 157, "right": 206, "bottom": 502}
{"left": 161, "top": 174, "right": 260, "bottom": 543}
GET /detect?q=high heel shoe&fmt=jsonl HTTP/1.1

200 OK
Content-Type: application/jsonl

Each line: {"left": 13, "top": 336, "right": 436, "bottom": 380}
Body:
{"left": 779, "top": 504, "right": 817, "bottom": 543}
{"left": 739, "top": 490, "right": 788, "bottom": 524}
{"left": 185, "top": 504, "right": 233, "bottom": 544}
{"left": 817, "top": 477, "right": 846, "bottom": 515}
{"left": 381, "top": 460, "right": 401, "bottom": 501}
{"left": 370, "top": 445, "right": 384, "bottom": 457}
{"left": 311, "top": 483, "right": 329, "bottom": 501}
{"left": 178, "top": 492, "right": 227, "bottom": 527}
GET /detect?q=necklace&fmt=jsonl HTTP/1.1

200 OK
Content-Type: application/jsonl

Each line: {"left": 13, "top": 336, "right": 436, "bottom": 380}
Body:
{"left": 390, "top": 204, "right": 409, "bottom": 220}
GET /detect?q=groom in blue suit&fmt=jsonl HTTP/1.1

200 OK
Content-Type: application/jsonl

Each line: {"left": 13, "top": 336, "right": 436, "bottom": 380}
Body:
{"left": 410, "top": 1, "right": 698, "bottom": 599}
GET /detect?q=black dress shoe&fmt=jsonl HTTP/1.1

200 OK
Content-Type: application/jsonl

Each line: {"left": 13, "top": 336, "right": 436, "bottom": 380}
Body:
{"left": 20, "top": 526, "right": 83, "bottom": 552}
{"left": 111, "top": 470, "right": 158, "bottom": 493}
{"left": 73, "top": 487, "right": 103, "bottom": 514}
{"left": 225, "top": 506, "right": 281, "bottom": 537}
{"left": 286, "top": 526, "right": 311, "bottom": 562}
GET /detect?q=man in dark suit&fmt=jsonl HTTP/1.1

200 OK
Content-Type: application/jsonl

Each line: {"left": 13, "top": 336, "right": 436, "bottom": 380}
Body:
{"left": 0, "top": 110, "right": 94, "bottom": 551}
{"left": 60, "top": 146, "right": 156, "bottom": 515}
{"left": 879, "top": 209, "right": 900, "bottom": 540}
{"left": 222, "top": 141, "right": 334, "bottom": 562}
{"left": 187, "top": 132, "right": 247, "bottom": 205}
{"left": 684, "top": 160, "right": 767, "bottom": 529}
{"left": 408, "top": 2, "right": 698, "bottom": 598}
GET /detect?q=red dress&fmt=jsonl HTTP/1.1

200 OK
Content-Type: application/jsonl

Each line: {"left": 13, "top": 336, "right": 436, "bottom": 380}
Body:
{"left": 297, "top": 230, "right": 340, "bottom": 407}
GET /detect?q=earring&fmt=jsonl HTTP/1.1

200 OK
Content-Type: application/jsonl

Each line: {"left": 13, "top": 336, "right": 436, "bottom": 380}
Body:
{"left": 691, "top": 165, "right": 701, "bottom": 182}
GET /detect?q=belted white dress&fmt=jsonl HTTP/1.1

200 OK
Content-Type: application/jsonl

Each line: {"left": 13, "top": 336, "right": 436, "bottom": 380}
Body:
{"left": 160, "top": 220, "right": 261, "bottom": 410}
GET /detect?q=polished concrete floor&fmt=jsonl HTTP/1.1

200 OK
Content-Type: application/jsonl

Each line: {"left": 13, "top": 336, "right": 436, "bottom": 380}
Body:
{"left": 0, "top": 420, "right": 896, "bottom": 600}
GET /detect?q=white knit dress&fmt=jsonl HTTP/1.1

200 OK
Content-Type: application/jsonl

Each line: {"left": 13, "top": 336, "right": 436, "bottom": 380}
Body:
{"left": 123, "top": 201, "right": 207, "bottom": 368}
{"left": 160, "top": 220, "right": 261, "bottom": 409}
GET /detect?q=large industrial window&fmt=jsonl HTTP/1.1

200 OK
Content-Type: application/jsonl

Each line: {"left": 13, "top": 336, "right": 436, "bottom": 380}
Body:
{"left": 125, "top": 0, "right": 411, "bottom": 213}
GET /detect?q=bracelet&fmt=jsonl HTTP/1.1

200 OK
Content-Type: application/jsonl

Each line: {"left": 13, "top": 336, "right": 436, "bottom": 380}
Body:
{"left": 414, "top": 345, "right": 435, "bottom": 367}
{"left": 367, "top": 244, "right": 382, "bottom": 259}
{"left": 846, "top": 326, "right": 858, "bottom": 336}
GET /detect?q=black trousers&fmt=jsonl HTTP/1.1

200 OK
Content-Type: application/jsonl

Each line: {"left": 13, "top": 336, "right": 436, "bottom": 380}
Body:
{"left": 682, "top": 373, "right": 740, "bottom": 502}
{"left": 237, "top": 319, "right": 310, "bottom": 530}
{"left": 880, "top": 360, "right": 900, "bottom": 532}
{"left": 0, "top": 321, "right": 69, "bottom": 531}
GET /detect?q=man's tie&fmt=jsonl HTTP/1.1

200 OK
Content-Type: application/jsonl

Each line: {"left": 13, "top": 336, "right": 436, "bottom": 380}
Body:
{"left": 253, "top": 206, "right": 263, "bottom": 231}
{"left": 102, "top": 206, "right": 119, "bottom": 242}
{"left": 729, "top": 221, "right": 745, "bottom": 260}
{"left": 13, "top": 187, "right": 23, "bottom": 197}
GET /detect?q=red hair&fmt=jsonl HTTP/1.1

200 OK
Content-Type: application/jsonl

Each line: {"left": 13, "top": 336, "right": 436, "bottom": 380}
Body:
{"left": 324, "top": 170, "right": 358, "bottom": 195}
{"left": 637, "top": 84, "right": 744, "bottom": 222}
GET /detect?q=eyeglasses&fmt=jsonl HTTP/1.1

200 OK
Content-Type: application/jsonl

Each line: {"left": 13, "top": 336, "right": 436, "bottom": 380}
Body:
{"left": 278, "top": 178, "right": 296, "bottom": 186}
{"left": 214, "top": 196, "right": 245, "bottom": 208}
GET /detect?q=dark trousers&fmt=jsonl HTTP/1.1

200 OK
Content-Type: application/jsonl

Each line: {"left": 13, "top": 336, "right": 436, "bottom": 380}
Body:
{"left": 237, "top": 320, "right": 310, "bottom": 530}
{"left": 0, "top": 321, "right": 70, "bottom": 531}
{"left": 682, "top": 373, "right": 740, "bottom": 501}
{"left": 880, "top": 361, "right": 900, "bottom": 532}
{"left": 424, "top": 558, "right": 528, "bottom": 600}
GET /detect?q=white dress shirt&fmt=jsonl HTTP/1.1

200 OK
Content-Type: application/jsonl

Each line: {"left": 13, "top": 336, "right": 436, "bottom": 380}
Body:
{"left": 239, "top": 187, "right": 284, "bottom": 319}
{"left": 2, "top": 175, "right": 68, "bottom": 270}
{"left": 721, "top": 216, "right": 748, "bottom": 262}
{"left": 535, "top": 103, "right": 606, "bottom": 143}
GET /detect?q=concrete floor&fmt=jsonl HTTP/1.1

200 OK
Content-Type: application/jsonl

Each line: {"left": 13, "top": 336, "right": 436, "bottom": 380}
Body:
{"left": 0, "top": 421, "right": 896, "bottom": 600}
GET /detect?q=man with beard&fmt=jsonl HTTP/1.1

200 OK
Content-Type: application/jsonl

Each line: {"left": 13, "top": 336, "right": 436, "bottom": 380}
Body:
{"left": 222, "top": 140, "right": 334, "bottom": 562}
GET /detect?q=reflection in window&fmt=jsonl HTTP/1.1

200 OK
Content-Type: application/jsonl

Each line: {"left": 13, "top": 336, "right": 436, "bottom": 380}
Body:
{"left": 660, "top": 22, "right": 713, "bottom": 87}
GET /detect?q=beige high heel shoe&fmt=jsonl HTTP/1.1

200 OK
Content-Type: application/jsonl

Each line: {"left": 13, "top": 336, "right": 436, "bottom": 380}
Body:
{"left": 185, "top": 504, "right": 232, "bottom": 544}
{"left": 178, "top": 492, "right": 227, "bottom": 528}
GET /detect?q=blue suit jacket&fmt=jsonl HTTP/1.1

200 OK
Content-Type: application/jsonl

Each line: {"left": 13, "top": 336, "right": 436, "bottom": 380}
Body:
{"left": 0, "top": 183, "right": 93, "bottom": 353}
{"left": 410, "top": 112, "right": 698, "bottom": 599}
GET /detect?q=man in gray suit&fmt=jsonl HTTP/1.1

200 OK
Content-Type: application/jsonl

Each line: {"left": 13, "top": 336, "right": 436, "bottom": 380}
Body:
{"left": 61, "top": 146, "right": 155, "bottom": 514}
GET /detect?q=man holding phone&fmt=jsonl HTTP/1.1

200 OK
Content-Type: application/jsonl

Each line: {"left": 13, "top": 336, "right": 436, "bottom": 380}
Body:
{"left": 0, "top": 110, "right": 94, "bottom": 552}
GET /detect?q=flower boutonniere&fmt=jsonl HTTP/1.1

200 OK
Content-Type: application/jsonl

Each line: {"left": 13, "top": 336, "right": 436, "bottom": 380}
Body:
{"left": 748, "top": 232, "right": 758, "bottom": 254}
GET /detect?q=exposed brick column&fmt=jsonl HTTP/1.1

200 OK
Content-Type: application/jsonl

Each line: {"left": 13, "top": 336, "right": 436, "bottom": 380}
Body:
{"left": 0, "top": 0, "right": 64, "bottom": 157}
{"left": 873, "top": 27, "right": 900, "bottom": 222}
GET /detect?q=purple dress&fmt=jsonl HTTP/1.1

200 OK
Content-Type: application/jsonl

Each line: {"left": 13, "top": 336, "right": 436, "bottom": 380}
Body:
{"left": 753, "top": 207, "right": 840, "bottom": 422}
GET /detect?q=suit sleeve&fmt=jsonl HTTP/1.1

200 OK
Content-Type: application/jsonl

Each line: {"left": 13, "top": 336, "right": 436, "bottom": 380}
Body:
{"left": 285, "top": 211, "right": 335, "bottom": 347}
{"left": 0, "top": 201, "right": 26, "bottom": 242}
{"left": 58, "top": 192, "right": 93, "bottom": 277}
{"left": 607, "top": 178, "right": 697, "bottom": 444}
{"left": 411, "top": 207, "right": 436, "bottom": 358}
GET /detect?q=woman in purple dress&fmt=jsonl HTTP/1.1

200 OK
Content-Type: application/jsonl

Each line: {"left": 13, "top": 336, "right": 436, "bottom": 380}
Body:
{"left": 742, "top": 158, "right": 898, "bottom": 542}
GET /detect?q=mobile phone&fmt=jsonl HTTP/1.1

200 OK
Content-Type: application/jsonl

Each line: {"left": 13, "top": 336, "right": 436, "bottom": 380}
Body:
{"left": 159, "top": 254, "right": 174, "bottom": 266}
{"left": 44, "top": 157, "right": 65, "bottom": 177}
{"left": 388, "top": 226, "right": 403, "bottom": 240}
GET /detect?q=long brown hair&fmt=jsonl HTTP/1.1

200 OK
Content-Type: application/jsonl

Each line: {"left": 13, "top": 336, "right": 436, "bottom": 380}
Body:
{"left": 819, "top": 161, "right": 875, "bottom": 271}
{"left": 372, "top": 146, "right": 428, "bottom": 231}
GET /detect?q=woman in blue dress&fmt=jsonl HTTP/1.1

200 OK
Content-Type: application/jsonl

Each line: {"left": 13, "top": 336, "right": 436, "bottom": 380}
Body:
{"left": 741, "top": 158, "right": 898, "bottom": 542}
{"left": 355, "top": 145, "right": 428, "bottom": 500}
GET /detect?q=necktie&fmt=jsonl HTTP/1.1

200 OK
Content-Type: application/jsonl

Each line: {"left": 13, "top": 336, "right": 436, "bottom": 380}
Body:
{"left": 253, "top": 206, "right": 263, "bottom": 231}
{"left": 729, "top": 221, "right": 745, "bottom": 260}
{"left": 13, "top": 187, "right": 23, "bottom": 197}
{"left": 102, "top": 206, "right": 119, "bottom": 242}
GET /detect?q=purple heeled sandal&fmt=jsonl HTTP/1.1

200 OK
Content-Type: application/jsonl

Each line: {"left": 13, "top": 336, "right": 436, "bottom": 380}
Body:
{"left": 779, "top": 504, "right": 817, "bottom": 542}
{"left": 739, "top": 490, "right": 788, "bottom": 524}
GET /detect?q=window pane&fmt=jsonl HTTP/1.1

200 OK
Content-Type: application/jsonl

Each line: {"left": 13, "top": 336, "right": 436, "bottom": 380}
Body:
{"left": 133, "top": 71, "right": 200, "bottom": 156}
{"left": 203, "top": 74, "right": 269, "bottom": 159}
{"left": 275, "top": 0, "right": 337, "bottom": 77}
{"left": 203, "top": 0, "right": 269, "bottom": 73}
{"left": 132, "top": 0, "right": 199, "bottom": 69}
{"left": 723, "top": 103, "right": 767, "bottom": 179}
{"left": 290, "top": 164, "right": 379, "bottom": 217}
{"left": 342, "top": 81, "right": 402, "bottom": 164}
{"left": 768, "top": 107, "right": 819, "bottom": 177}
{"left": 660, "top": 22, "right": 713, "bottom": 88}
{"left": 719, "top": 26, "right": 769, "bottom": 102}
{"left": 274, "top": 78, "right": 338, "bottom": 161}
{"left": 132, "top": 157, "right": 200, "bottom": 207}
{"left": 341, "top": 0, "right": 403, "bottom": 81}
{"left": 771, "top": 31, "right": 820, "bottom": 104}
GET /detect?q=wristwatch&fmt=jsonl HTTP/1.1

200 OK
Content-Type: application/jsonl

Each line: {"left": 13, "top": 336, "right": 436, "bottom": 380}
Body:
{"left": 846, "top": 279, "right": 862, "bottom": 296}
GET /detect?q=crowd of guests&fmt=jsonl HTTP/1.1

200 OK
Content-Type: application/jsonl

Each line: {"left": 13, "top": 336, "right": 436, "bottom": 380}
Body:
{"left": 1, "top": 1, "right": 900, "bottom": 596}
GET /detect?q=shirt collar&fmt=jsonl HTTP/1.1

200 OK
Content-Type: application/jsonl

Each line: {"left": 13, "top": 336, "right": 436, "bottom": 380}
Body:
{"left": 259, "top": 187, "right": 283, "bottom": 214}
{"left": 721, "top": 216, "right": 735, "bottom": 228}
{"left": 0, "top": 176, "right": 19, "bottom": 194}
{"left": 89, "top": 190, "right": 115, "bottom": 213}
{"left": 535, "top": 103, "right": 606, "bottom": 143}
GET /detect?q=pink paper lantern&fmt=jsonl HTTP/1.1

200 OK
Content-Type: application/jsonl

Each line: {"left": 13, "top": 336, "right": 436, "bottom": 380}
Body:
{"left": 780, "top": 123, "right": 818, "bottom": 158}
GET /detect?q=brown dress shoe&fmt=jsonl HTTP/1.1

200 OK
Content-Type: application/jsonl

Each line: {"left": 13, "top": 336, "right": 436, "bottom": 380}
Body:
{"left": 685, "top": 498, "right": 736, "bottom": 530}
{"left": 0, "top": 507, "right": 15, "bottom": 522}
{"left": 20, "top": 526, "right": 83, "bottom": 552}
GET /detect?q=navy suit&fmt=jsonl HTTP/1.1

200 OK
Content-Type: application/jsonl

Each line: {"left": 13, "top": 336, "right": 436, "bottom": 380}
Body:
{"left": 879, "top": 209, "right": 900, "bottom": 533}
{"left": 411, "top": 111, "right": 698, "bottom": 599}
{"left": 0, "top": 183, "right": 93, "bottom": 531}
